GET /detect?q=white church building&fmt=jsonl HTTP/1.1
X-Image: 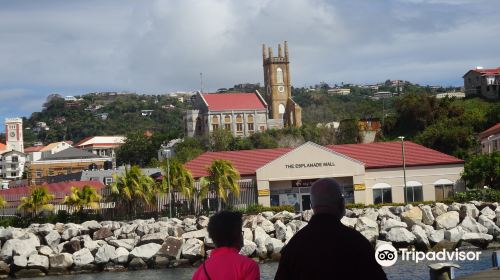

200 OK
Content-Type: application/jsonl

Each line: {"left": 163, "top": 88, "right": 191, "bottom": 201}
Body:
{"left": 0, "top": 118, "right": 26, "bottom": 188}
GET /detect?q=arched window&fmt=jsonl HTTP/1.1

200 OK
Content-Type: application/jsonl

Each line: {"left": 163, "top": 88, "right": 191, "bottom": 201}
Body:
{"left": 278, "top": 104, "right": 286, "bottom": 119}
{"left": 247, "top": 114, "right": 254, "bottom": 123}
{"left": 405, "top": 181, "right": 423, "bottom": 202}
{"left": 212, "top": 115, "right": 219, "bottom": 124}
{"left": 372, "top": 183, "right": 392, "bottom": 204}
{"left": 276, "top": 67, "right": 284, "bottom": 84}
{"left": 247, "top": 115, "right": 254, "bottom": 131}
{"left": 224, "top": 115, "right": 231, "bottom": 123}
{"left": 433, "top": 179, "right": 454, "bottom": 201}
{"left": 236, "top": 114, "right": 243, "bottom": 123}
{"left": 236, "top": 114, "right": 243, "bottom": 132}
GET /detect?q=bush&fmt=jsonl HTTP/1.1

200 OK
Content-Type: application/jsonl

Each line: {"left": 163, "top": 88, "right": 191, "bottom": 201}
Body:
{"left": 241, "top": 204, "right": 295, "bottom": 214}
{"left": 453, "top": 189, "right": 500, "bottom": 203}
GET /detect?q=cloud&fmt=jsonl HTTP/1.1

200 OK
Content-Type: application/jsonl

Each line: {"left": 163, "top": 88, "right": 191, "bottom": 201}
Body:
{"left": 0, "top": 0, "right": 499, "bottom": 119}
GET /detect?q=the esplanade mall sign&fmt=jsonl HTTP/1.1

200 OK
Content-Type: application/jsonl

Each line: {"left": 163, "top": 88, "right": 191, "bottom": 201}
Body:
{"left": 285, "top": 162, "right": 336, "bottom": 169}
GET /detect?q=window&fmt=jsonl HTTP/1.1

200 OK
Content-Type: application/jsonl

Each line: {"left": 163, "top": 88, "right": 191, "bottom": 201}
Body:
{"left": 12, "top": 156, "right": 18, "bottom": 162}
{"left": 373, "top": 188, "right": 392, "bottom": 204}
{"left": 212, "top": 124, "right": 219, "bottom": 130}
{"left": 341, "top": 185, "right": 354, "bottom": 204}
{"left": 236, "top": 114, "right": 243, "bottom": 123}
{"left": 247, "top": 114, "right": 254, "bottom": 123}
{"left": 224, "top": 124, "right": 231, "bottom": 130}
{"left": 405, "top": 185, "right": 423, "bottom": 202}
{"left": 236, "top": 123, "right": 243, "bottom": 132}
{"left": 10, "top": 164, "right": 16, "bottom": 169}
{"left": 224, "top": 115, "right": 231, "bottom": 123}
{"left": 278, "top": 104, "right": 286, "bottom": 119}
{"left": 276, "top": 67, "right": 284, "bottom": 84}
{"left": 35, "top": 170, "right": 42, "bottom": 177}
{"left": 10, "top": 172, "right": 17, "bottom": 177}
{"left": 260, "top": 126, "right": 265, "bottom": 131}
{"left": 104, "top": 177, "right": 113, "bottom": 185}
{"left": 48, "top": 169, "right": 54, "bottom": 176}
{"left": 248, "top": 123, "right": 254, "bottom": 131}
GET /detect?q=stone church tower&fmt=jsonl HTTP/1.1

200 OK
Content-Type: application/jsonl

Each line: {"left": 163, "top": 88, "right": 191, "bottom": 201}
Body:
{"left": 262, "top": 41, "right": 302, "bottom": 127}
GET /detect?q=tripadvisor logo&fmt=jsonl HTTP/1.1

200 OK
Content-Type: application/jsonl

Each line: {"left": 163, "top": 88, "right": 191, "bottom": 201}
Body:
{"left": 375, "top": 244, "right": 482, "bottom": 267}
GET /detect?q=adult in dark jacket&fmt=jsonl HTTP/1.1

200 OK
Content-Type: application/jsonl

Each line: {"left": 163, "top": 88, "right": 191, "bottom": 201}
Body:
{"left": 275, "top": 178, "right": 387, "bottom": 280}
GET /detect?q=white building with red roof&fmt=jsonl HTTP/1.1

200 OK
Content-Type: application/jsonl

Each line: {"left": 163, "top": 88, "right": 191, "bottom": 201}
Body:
{"left": 75, "top": 136, "right": 125, "bottom": 166}
{"left": 184, "top": 92, "right": 270, "bottom": 137}
{"left": 463, "top": 67, "right": 500, "bottom": 100}
{"left": 185, "top": 141, "right": 465, "bottom": 209}
{"left": 479, "top": 123, "right": 500, "bottom": 154}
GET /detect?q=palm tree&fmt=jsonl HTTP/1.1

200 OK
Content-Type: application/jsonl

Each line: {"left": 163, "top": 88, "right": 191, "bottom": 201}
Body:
{"left": 110, "top": 165, "right": 156, "bottom": 218}
{"left": 63, "top": 185, "right": 102, "bottom": 213}
{"left": 0, "top": 195, "right": 7, "bottom": 218}
{"left": 159, "top": 159, "right": 194, "bottom": 215}
{"left": 199, "top": 159, "right": 240, "bottom": 211}
{"left": 18, "top": 186, "right": 55, "bottom": 217}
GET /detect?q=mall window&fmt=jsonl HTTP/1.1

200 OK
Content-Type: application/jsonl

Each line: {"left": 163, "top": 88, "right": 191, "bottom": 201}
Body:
{"left": 341, "top": 185, "right": 354, "bottom": 204}
{"left": 373, "top": 188, "right": 392, "bottom": 204}
{"left": 405, "top": 185, "right": 423, "bottom": 203}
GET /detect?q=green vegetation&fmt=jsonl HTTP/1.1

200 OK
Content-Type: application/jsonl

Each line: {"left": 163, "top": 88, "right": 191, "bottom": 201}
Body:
{"left": 18, "top": 186, "right": 55, "bottom": 217}
{"left": 63, "top": 185, "right": 102, "bottom": 212}
{"left": 453, "top": 189, "right": 500, "bottom": 203}
{"left": 462, "top": 152, "right": 500, "bottom": 190}
{"left": 199, "top": 160, "right": 241, "bottom": 211}
{"left": 239, "top": 204, "right": 295, "bottom": 214}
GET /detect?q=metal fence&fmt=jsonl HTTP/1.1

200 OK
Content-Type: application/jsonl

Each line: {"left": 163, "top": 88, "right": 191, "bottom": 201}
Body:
{"left": 1, "top": 179, "right": 257, "bottom": 219}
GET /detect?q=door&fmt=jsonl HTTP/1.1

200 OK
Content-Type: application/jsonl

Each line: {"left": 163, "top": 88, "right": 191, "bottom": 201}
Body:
{"left": 301, "top": 194, "right": 311, "bottom": 211}
{"left": 435, "top": 185, "right": 454, "bottom": 201}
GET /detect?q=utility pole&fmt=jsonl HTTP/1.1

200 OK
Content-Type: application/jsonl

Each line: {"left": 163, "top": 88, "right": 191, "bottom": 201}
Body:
{"left": 200, "top": 72, "right": 203, "bottom": 93}
{"left": 398, "top": 136, "right": 407, "bottom": 204}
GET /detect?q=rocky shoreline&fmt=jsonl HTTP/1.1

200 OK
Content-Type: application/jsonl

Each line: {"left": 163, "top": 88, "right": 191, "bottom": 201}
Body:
{"left": 0, "top": 201, "right": 499, "bottom": 278}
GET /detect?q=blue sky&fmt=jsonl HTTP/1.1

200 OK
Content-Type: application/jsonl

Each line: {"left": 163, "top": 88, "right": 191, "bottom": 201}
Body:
{"left": 1, "top": 0, "right": 500, "bottom": 126}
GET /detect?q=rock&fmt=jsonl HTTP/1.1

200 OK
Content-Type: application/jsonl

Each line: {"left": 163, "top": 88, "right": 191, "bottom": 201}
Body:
{"left": 196, "top": 216, "right": 209, "bottom": 229}
{"left": 460, "top": 204, "right": 479, "bottom": 220}
{"left": 258, "top": 216, "right": 275, "bottom": 233}
{"left": 82, "top": 236, "right": 99, "bottom": 253}
{"left": 0, "top": 261, "right": 10, "bottom": 278}
{"left": 0, "top": 228, "right": 24, "bottom": 241}
{"left": 72, "top": 248, "right": 94, "bottom": 266}
{"left": 63, "top": 240, "right": 81, "bottom": 254}
{"left": 401, "top": 207, "right": 423, "bottom": 227}
{"left": 497, "top": 211, "right": 500, "bottom": 227}
{"left": 0, "top": 233, "right": 40, "bottom": 261}
{"left": 386, "top": 228, "right": 416, "bottom": 245}
{"left": 435, "top": 211, "right": 460, "bottom": 230}
{"left": 380, "top": 218, "right": 407, "bottom": 232}
{"left": 359, "top": 230, "right": 379, "bottom": 244}
{"left": 27, "top": 254, "right": 49, "bottom": 270}
{"left": 274, "top": 220, "right": 288, "bottom": 241}
{"left": 444, "top": 226, "right": 465, "bottom": 242}
{"left": 183, "top": 217, "right": 196, "bottom": 226}
{"left": 128, "top": 257, "right": 147, "bottom": 270}
{"left": 61, "top": 227, "right": 79, "bottom": 241}
{"left": 355, "top": 217, "right": 379, "bottom": 232}
{"left": 14, "top": 269, "right": 45, "bottom": 278}
{"left": 181, "top": 229, "right": 207, "bottom": 239}
{"left": 93, "top": 228, "right": 113, "bottom": 240}
{"left": 94, "top": 244, "right": 117, "bottom": 264}
{"left": 420, "top": 205, "right": 435, "bottom": 226}
{"left": 461, "top": 233, "right": 493, "bottom": 249}
{"left": 449, "top": 202, "right": 462, "bottom": 212}
{"left": 478, "top": 215, "right": 500, "bottom": 237}
{"left": 375, "top": 240, "right": 392, "bottom": 250}
{"left": 260, "top": 211, "right": 274, "bottom": 219}
{"left": 121, "top": 224, "right": 138, "bottom": 235}
{"left": 157, "top": 237, "right": 183, "bottom": 260}
{"left": 287, "top": 220, "right": 307, "bottom": 233}
{"left": 253, "top": 227, "right": 269, "bottom": 259}
{"left": 412, "top": 225, "right": 430, "bottom": 250}
{"left": 361, "top": 208, "right": 379, "bottom": 221}
{"left": 265, "top": 237, "right": 284, "bottom": 257}
{"left": 302, "top": 210, "right": 313, "bottom": 222}
{"left": 108, "top": 239, "right": 136, "bottom": 251}
{"left": 151, "top": 256, "right": 170, "bottom": 269}
{"left": 427, "top": 229, "right": 445, "bottom": 244}
{"left": 432, "top": 240, "right": 458, "bottom": 252}
{"left": 340, "top": 217, "right": 357, "bottom": 229}
{"left": 38, "top": 224, "right": 55, "bottom": 236}
{"left": 432, "top": 203, "right": 449, "bottom": 217}
{"left": 239, "top": 239, "right": 257, "bottom": 257}
{"left": 167, "top": 225, "right": 184, "bottom": 237}
{"left": 460, "top": 216, "right": 488, "bottom": 234}
{"left": 71, "top": 264, "right": 97, "bottom": 274}
{"left": 49, "top": 253, "right": 73, "bottom": 270}
{"left": 479, "top": 206, "right": 496, "bottom": 220}
{"left": 130, "top": 243, "right": 162, "bottom": 260}
{"left": 138, "top": 232, "right": 168, "bottom": 245}
{"left": 81, "top": 220, "right": 101, "bottom": 231}
{"left": 181, "top": 238, "right": 204, "bottom": 260}
{"left": 378, "top": 207, "right": 399, "bottom": 220}
{"left": 271, "top": 211, "right": 295, "bottom": 223}
{"left": 101, "top": 221, "right": 121, "bottom": 231}
{"left": 13, "top": 255, "right": 27, "bottom": 267}
{"left": 38, "top": 246, "right": 54, "bottom": 257}
{"left": 103, "top": 263, "right": 127, "bottom": 272}
{"left": 112, "top": 247, "right": 129, "bottom": 264}
{"left": 242, "top": 228, "right": 253, "bottom": 241}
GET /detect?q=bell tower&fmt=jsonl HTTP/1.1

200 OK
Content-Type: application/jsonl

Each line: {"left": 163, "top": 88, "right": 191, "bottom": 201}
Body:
{"left": 262, "top": 41, "right": 301, "bottom": 127}
{"left": 5, "top": 118, "right": 24, "bottom": 153}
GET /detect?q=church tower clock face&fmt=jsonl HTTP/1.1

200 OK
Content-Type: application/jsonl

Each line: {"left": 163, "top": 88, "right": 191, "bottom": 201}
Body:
{"left": 278, "top": 86, "right": 285, "bottom": 93}
{"left": 10, "top": 131, "right": 16, "bottom": 138}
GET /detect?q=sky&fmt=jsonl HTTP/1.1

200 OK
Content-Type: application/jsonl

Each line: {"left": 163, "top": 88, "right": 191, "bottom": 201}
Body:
{"left": 1, "top": 0, "right": 500, "bottom": 124}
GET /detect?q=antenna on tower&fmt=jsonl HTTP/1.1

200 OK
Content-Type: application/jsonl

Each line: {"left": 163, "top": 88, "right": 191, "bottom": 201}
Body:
{"left": 200, "top": 72, "right": 203, "bottom": 93}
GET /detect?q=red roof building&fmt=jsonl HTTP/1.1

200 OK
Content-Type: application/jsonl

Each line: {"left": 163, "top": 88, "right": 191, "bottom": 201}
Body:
{"left": 200, "top": 93, "right": 267, "bottom": 111}
{"left": 463, "top": 67, "right": 500, "bottom": 100}
{"left": 479, "top": 123, "right": 500, "bottom": 154}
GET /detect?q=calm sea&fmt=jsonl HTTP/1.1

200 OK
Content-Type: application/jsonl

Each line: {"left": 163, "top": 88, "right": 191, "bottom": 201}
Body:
{"left": 42, "top": 250, "right": 495, "bottom": 280}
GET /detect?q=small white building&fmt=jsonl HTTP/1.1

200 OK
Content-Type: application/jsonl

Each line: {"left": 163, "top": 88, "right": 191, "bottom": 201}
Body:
{"left": 75, "top": 136, "right": 126, "bottom": 166}
{"left": 479, "top": 123, "right": 500, "bottom": 154}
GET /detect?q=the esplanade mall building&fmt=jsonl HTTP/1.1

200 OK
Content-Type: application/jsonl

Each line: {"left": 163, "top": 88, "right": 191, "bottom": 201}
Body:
{"left": 185, "top": 141, "right": 464, "bottom": 210}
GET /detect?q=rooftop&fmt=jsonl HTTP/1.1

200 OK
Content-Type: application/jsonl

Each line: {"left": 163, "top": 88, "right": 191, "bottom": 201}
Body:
{"left": 36, "top": 147, "right": 106, "bottom": 161}
{"left": 201, "top": 92, "right": 267, "bottom": 111}
{"left": 479, "top": 123, "right": 500, "bottom": 139}
{"left": 75, "top": 136, "right": 126, "bottom": 148}
{"left": 185, "top": 141, "right": 464, "bottom": 178}
{"left": 24, "top": 145, "right": 46, "bottom": 153}
{"left": 467, "top": 67, "right": 500, "bottom": 76}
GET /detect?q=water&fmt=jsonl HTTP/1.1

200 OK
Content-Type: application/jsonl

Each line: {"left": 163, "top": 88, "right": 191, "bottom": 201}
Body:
{"left": 41, "top": 250, "right": 495, "bottom": 280}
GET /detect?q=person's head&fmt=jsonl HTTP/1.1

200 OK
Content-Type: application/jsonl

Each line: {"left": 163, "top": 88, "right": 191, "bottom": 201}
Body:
{"left": 207, "top": 211, "right": 243, "bottom": 250}
{"left": 310, "top": 178, "right": 345, "bottom": 219}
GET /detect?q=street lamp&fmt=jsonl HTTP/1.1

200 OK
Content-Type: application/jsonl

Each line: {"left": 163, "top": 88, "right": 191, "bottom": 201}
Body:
{"left": 161, "top": 146, "right": 172, "bottom": 218}
{"left": 398, "top": 136, "right": 407, "bottom": 204}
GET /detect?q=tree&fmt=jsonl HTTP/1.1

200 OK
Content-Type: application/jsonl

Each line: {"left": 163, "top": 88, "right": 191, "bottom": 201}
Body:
{"left": 174, "top": 137, "right": 205, "bottom": 163}
{"left": 63, "top": 185, "right": 102, "bottom": 213}
{"left": 208, "top": 129, "right": 234, "bottom": 151}
{"left": 199, "top": 160, "right": 241, "bottom": 211}
{"left": 160, "top": 159, "right": 194, "bottom": 214}
{"left": 0, "top": 195, "right": 7, "bottom": 217}
{"left": 336, "top": 119, "right": 361, "bottom": 144}
{"left": 110, "top": 166, "right": 157, "bottom": 218}
{"left": 462, "top": 152, "right": 500, "bottom": 190}
{"left": 18, "top": 186, "right": 55, "bottom": 217}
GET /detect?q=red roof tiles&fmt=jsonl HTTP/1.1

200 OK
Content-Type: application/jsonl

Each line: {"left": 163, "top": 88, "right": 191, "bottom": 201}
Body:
{"left": 201, "top": 93, "right": 266, "bottom": 111}
{"left": 0, "top": 143, "right": 6, "bottom": 152}
{"left": 479, "top": 123, "right": 500, "bottom": 139}
{"left": 24, "top": 145, "right": 46, "bottom": 153}
{"left": 185, "top": 142, "right": 464, "bottom": 178}
{"left": 474, "top": 67, "right": 500, "bottom": 75}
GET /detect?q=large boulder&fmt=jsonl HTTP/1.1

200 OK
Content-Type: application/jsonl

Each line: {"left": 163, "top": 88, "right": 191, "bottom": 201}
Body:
{"left": 401, "top": 207, "right": 423, "bottom": 227}
{"left": 81, "top": 220, "right": 101, "bottom": 231}
{"left": 380, "top": 218, "right": 407, "bottom": 232}
{"left": 0, "top": 233, "right": 40, "bottom": 261}
{"left": 48, "top": 253, "right": 73, "bottom": 271}
{"left": 461, "top": 233, "right": 493, "bottom": 249}
{"left": 93, "top": 228, "right": 113, "bottom": 240}
{"left": 181, "top": 228, "right": 207, "bottom": 239}
{"left": 427, "top": 229, "right": 445, "bottom": 244}
{"left": 479, "top": 206, "right": 496, "bottom": 220}
{"left": 61, "top": 226, "right": 80, "bottom": 241}
{"left": 121, "top": 224, "right": 138, "bottom": 235}
{"left": 44, "top": 231, "right": 61, "bottom": 249}
{"left": 27, "top": 254, "right": 49, "bottom": 270}
{"left": 412, "top": 225, "right": 430, "bottom": 250}
{"left": 72, "top": 248, "right": 94, "bottom": 266}
{"left": 181, "top": 238, "right": 204, "bottom": 260}
{"left": 271, "top": 211, "right": 295, "bottom": 224}
{"left": 108, "top": 239, "right": 136, "bottom": 251}
{"left": 265, "top": 237, "right": 284, "bottom": 258}
{"left": 361, "top": 208, "right": 379, "bottom": 221}
{"left": 128, "top": 257, "right": 147, "bottom": 270}
{"left": 94, "top": 244, "right": 117, "bottom": 264}
{"left": 37, "top": 224, "right": 55, "bottom": 236}
{"left": 359, "top": 230, "right": 379, "bottom": 244}
{"left": 274, "top": 220, "right": 288, "bottom": 241}
{"left": 460, "top": 216, "right": 488, "bottom": 234}
{"left": 239, "top": 239, "right": 257, "bottom": 257}
{"left": 460, "top": 204, "right": 479, "bottom": 220}
{"left": 478, "top": 215, "right": 500, "bottom": 237}
{"left": 0, "top": 261, "right": 9, "bottom": 278}
{"left": 196, "top": 216, "right": 209, "bottom": 229}
{"left": 38, "top": 246, "right": 55, "bottom": 257}
{"left": 157, "top": 237, "right": 183, "bottom": 260}
{"left": 386, "top": 228, "right": 416, "bottom": 246}
{"left": 138, "top": 232, "right": 168, "bottom": 246}
{"left": 435, "top": 211, "right": 460, "bottom": 230}
{"left": 253, "top": 227, "right": 269, "bottom": 259}
{"left": 112, "top": 247, "right": 129, "bottom": 264}
{"left": 378, "top": 207, "right": 399, "bottom": 220}
{"left": 340, "top": 217, "right": 357, "bottom": 229}
{"left": 62, "top": 240, "right": 81, "bottom": 254}
{"left": 13, "top": 255, "right": 27, "bottom": 268}
{"left": 432, "top": 203, "right": 449, "bottom": 217}
{"left": 444, "top": 226, "right": 465, "bottom": 242}
{"left": 242, "top": 228, "right": 253, "bottom": 241}
{"left": 420, "top": 205, "right": 435, "bottom": 226}
{"left": 302, "top": 210, "right": 313, "bottom": 222}
{"left": 355, "top": 217, "right": 379, "bottom": 232}
{"left": 130, "top": 243, "right": 162, "bottom": 260}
